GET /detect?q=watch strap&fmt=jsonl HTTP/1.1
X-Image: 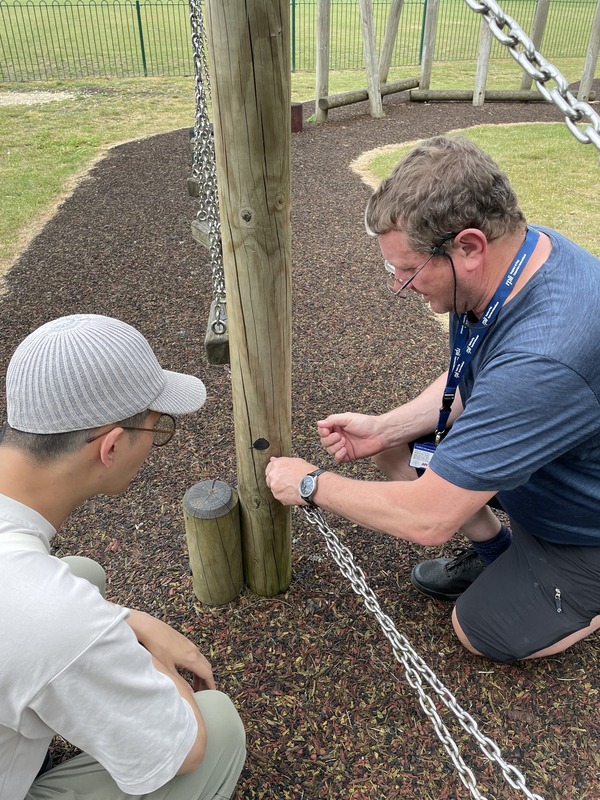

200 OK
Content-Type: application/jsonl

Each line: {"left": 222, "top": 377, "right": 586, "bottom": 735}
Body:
{"left": 301, "top": 468, "right": 326, "bottom": 506}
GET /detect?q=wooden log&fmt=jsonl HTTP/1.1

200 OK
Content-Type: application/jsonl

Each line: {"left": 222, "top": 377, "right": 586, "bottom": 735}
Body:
{"left": 410, "top": 89, "right": 547, "bottom": 102}
{"left": 318, "top": 77, "right": 419, "bottom": 111}
{"left": 315, "top": 0, "right": 331, "bottom": 123}
{"left": 206, "top": 0, "right": 292, "bottom": 597}
{"left": 183, "top": 480, "right": 243, "bottom": 606}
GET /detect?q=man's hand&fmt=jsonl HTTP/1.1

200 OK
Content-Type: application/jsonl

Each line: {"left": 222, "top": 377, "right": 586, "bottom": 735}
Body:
{"left": 127, "top": 611, "right": 215, "bottom": 691}
{"left": 265, "top": 457, "right": 318, "bottom": 506}
{"left": 317, "top": 413, "right": 388, "bottom": 463}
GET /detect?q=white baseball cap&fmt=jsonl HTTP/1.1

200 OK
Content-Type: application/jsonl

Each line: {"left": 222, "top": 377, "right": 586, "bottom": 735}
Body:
{"left": 6, "top": 314, "right": 207, "bottom": 433}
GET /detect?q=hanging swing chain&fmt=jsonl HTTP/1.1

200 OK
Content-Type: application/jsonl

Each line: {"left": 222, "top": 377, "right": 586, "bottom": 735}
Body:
{"left": 464, "top": 0, "right": 600, "bottom": 157}
{"left": 301, "top": 507, "right": 546, "bottom": 800}
{"left": 188, "top": 0, "right": 227, "bottom": 335}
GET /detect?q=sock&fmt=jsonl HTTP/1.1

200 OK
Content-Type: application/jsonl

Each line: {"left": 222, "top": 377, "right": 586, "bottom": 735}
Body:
{"left": 471, "top": 524, "right": 512, "bottom": 565}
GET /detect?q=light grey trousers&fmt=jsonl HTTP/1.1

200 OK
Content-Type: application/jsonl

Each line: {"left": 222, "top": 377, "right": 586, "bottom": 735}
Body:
{"left": 26, "top": 557, "right": 246, "bottom": 800}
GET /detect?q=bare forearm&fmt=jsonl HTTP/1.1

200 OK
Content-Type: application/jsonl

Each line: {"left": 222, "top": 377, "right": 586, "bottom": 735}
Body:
{"left": 151, "top": 655, "right": 207, "bottom": 773}
{"left": 312, "top": 471, "right": 450, "bottom": 545}
{"left": 266, "top": 456, "right": 495, "bottom": 544}
{"left": 378, "top": 371, "right": 463, "bottom": 448}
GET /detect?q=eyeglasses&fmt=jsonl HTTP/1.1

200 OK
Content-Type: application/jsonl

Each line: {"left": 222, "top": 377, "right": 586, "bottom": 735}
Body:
{"left": 86, "top": 413, "right": 177, "bottom": 447}
{"left": 384, "top": 234, "right": 458, "bottom": 298}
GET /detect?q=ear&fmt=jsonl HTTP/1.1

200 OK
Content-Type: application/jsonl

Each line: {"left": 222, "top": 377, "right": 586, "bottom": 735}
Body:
{"left": 97, "top": 427, "right": 126, "bottom": 468}
{"left": 453, "top": 229, "right": 487, "bottom": 273}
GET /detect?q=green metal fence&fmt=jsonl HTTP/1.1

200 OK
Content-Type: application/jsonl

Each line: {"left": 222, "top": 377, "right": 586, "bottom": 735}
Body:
{"left": 0, "top": 0, "right": 597, "bottom": 82}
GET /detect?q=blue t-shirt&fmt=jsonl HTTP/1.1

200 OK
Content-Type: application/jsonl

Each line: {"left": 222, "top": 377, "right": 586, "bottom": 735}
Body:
{"left": 430, "top": 226, "right": 600, "bottom": 545}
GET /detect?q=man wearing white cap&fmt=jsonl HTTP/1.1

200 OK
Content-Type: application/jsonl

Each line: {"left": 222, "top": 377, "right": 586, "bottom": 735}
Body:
{"left": 0, "top": 315, "right": 245, "bottom": 800}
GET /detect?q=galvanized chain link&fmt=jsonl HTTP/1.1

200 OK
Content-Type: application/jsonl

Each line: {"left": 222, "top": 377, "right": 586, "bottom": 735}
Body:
{"left": 301, "top": 507, "right": 546, "bottom": 800}
{"left": 464, "top": 0, "right": 600, "bottom": 159}
{"left": 188, "top": 0, "right": 227, "bottom": 335}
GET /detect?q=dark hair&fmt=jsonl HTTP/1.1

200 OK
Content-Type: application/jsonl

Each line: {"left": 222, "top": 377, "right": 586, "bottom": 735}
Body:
{"left": 0, "top": 410, "right": 149, "bottom": 463}
{"left": 365, "top": 135, "right": 526, "bottom": 252}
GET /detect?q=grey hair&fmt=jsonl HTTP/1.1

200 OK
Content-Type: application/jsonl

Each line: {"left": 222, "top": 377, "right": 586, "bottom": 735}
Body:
{"left": 365, "top": 135, "right": 526, "bottom": 252}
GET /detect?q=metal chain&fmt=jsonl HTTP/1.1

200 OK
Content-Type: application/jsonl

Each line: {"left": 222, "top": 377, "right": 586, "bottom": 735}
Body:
{"left": 464, "top": 0, "right": 600, "bottom": 159}
{"left": 302, "top": 507, "right": 546, "bottom": 800}
{"left": 188, "top": 0, "right": 227, "bottom": 335}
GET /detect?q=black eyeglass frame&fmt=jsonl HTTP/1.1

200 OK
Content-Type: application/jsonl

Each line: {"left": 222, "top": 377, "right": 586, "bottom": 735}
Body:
{"left": 384, "top": 233, "right": 460, "bottom": 298}
{"left": 85, "top": 413, "right": 177, "bottom": 447}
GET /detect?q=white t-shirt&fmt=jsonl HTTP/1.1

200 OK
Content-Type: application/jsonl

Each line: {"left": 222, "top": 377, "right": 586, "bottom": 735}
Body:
{"left": 0, "top": 493, "right": 198, "bottom": 800}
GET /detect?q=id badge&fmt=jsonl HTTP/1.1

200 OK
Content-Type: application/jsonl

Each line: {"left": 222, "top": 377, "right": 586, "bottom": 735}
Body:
{"left": 409, "top": 442, "right": 436, "bottom": 470}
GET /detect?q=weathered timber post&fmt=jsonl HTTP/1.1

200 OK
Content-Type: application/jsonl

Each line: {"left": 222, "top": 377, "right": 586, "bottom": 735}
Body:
{"left": 205, "top": 0, "right": 292, "bottom": 597}
{"left": 473, "top": 17, "right": 492, "bottom": 107}
{"left": 183, "top": 480, "right": 243, "bottom": 606}
{"left": 358, "top": 0, "right": 384, "bottom": 118}
{"left": 519, "top": 0, "right": 550, "bottom": 92}
{"left": 315, "top": 0, "right": 331, "bottom": 122}
{"left": 379, "top": 0, "right": 405, "bottom": 84}
{"left": 578, "top": 0, "right": 600, "bottom": 102}
{"left": 419, "top": 0, "right": 439, "bottom": 91}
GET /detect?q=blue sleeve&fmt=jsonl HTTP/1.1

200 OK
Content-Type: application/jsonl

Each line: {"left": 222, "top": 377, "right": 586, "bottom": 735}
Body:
{"left": 430, "top": 351, "right": 600, "bottom": 491}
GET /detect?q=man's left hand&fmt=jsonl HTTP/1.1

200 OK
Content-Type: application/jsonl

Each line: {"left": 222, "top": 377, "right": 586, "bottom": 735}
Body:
{"left": 127, "top": 610, "right": 216, "bottom": 691}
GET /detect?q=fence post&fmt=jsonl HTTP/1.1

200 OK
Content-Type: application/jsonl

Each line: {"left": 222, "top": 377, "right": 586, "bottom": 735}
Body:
{"left": 418, "top": 0, "right": 428, "bottom": 65}
{"left": 135, "top": 0, "right": 148, "bottom": 77}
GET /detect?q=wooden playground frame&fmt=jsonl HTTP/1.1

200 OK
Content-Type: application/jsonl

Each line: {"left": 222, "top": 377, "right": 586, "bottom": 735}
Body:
{"left": 199, "top": 0, "right": 599, "bottom": 601}
{"left": 315, "top": 0, "right": 600, "bottom": 120}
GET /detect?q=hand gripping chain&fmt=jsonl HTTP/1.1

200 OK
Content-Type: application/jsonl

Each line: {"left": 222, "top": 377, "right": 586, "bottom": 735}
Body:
{"left": 302, "top": 507, "right": 546, "bottom": 800}
{"left": 464, "top": 0, "right": 600, "bottom": 160}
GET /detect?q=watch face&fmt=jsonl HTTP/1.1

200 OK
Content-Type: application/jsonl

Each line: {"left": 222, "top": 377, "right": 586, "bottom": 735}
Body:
{"left": 299, "top": 476, "right": 315, "bottom": 498}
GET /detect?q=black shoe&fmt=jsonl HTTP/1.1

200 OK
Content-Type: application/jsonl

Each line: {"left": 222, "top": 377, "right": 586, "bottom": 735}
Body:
{"left": 411, "top": 547, "right": 485, "bottom": 601}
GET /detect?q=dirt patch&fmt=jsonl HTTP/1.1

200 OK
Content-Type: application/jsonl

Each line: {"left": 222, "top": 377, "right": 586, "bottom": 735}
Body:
{"left": 0, "top": 90, "right": 75, "bottom": 106}
{"left": 2, "top": 92, "right": 600, "bottom": 800}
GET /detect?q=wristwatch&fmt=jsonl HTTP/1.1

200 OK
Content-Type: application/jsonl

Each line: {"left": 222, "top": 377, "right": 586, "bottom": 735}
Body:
{"left": 298, "top": 468, "right": 326, "bottom": 507}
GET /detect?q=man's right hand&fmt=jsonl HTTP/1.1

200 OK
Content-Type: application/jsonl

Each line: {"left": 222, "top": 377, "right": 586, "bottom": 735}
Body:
{"left": 317, "top": 413, "right": 388, "bottom": 463}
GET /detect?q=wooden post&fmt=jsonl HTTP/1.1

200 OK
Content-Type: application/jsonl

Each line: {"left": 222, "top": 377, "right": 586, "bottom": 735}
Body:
{"left": 315, "top": 0, "right": 331, "bottom": 123}
{"left": 419, "top": 0, "right": 439, "bottom": 91}
{"left": 520, "top": 0, "right": 550, "bottom": 91}
{"left": 183, "top": 481, "right": 243, "bottom": 606}
{"left": 379, "top": 0, "right": 404, "bottom": 84}
{"left": 358, "top": 0, "right": 384, "bottom": 117}
{"left": 473, "top": 17, "right": 492, "bottom": 107}
{"left": 205, "top": 0, "right": 292, "bottom": 597}
{"left": 578, "top": 0, "right": 600, "bottom": 102}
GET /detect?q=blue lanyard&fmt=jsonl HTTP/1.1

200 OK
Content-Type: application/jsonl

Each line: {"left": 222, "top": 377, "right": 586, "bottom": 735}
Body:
{"left": 434, "top": 227, "right": 540, "bottom": 444}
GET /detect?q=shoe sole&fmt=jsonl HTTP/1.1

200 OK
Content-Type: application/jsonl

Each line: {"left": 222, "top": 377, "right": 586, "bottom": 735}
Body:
{"left": 410, "top": 572, "right": 461, "bottom": 602}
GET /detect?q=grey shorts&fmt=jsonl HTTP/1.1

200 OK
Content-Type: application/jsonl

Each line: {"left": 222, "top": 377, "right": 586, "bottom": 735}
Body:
{"left": 455, "top": 520, "right": 600, "bottom": 663}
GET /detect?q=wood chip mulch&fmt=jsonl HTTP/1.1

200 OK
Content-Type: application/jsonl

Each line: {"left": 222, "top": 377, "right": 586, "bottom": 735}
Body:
{"left": 2, "top": 87, "right": 600, "bottom": 799}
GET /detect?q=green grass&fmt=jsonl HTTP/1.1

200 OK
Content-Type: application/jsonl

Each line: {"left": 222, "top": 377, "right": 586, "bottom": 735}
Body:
{"left": 1, "top": 0, "right": 596, "bottom": 79}
{"left": 366, "top": 123, "right": 600, "bottom": 256}
{"left": 0, "top": 77, "right": 196, "bottom": 271}
{"left": 0, "top": 61, "right": 598, "bottom": 275}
